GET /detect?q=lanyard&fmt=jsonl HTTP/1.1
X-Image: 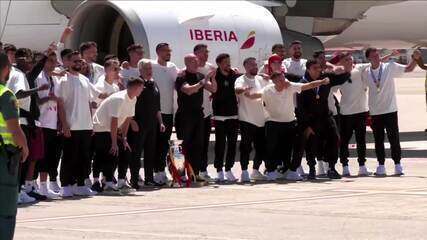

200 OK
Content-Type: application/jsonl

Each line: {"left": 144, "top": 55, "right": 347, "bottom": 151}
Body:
{"left": 370, "top": 64, "right": 383, "bottom": 91}
{"left": 42, "top": 71, "right": 54, "bottom": 93}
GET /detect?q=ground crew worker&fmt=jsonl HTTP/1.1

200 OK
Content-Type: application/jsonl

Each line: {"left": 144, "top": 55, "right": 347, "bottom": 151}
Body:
{"left": 0, "top": 52, "right": 29, "bottom": 240}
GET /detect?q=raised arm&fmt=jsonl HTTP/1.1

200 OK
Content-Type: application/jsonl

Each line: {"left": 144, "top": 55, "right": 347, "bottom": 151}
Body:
{"left": 301, "top": 78, "right": 330, "bottom": 91}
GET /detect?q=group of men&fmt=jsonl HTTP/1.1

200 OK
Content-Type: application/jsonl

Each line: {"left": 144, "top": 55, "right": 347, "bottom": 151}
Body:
{"left": 0, "top": 27, "right": 426, "bottom": 228}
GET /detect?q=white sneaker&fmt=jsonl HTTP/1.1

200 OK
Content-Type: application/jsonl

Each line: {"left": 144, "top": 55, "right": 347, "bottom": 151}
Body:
{"left": 358, "top": 166, "right": 371, "bottom": 176}
{"left": 19, "top": 190, "right": 36, "bottom": 204}
{"left": 317, "top": 161, "right": 327, "bottom": 175}
{"left": 342, "top": 166, "right": 351, "bottom": 177}
{"left": 60, "top": 186, "right": 74, "bottom": 198}
{"left": 297, "top": 166, "right": 305, "bottom": 176}
{"left": 32, "top": 180, "right": 40, "bottom": 192}
{"left": 84, "top": 178, "right": 92, "bottom": 188}
{"left": 375, "top": 165, "right": 387, "bottom": 176}
{"left": 394, "top": 164, "right": 404, "bottom": 176}
{"left": 216, "top": 171, "right": 225, "bottom": 182}
{"left": 266, "top": 171, "right": 277, "bottom": 181}
{"left": 74, "top": 186, "right": 97, "bottom": 196}
{"left": 240, "top": 170, "right": 250, "bottom": 183}
{"left": 275, "top": 170, "right": 287, "bottom": 180}
{"left": 286, "top": 171, "right": 303, "bottom": 181}
{"left": 49, "top": 181, "right": 61, "bottom": 193}
{"left": 199, "top": 171, "right": 213, "bottom": 181}
{"left": 225, "top": 170, "right": 237, "bottom": 182}
{"left": 39, "top": 183, "right": 60, "bottom": 199}
{"left": 250, "top": 169, "right": 267, "bottom": 181}
{"left": 104, "top": 182, "right": 118, "bottom": 192}
{"left": 138, "top": 175, "right": 145, "bottom": 187}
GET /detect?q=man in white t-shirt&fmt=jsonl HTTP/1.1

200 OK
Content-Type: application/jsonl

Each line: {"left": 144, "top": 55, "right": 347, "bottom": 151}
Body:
{"left": 194, "top": 44, "right": 217, "bottom": 181}
{"left": 90, "top": 59, "right": 121, "bottom": 191}
{"left": 283, "top": 40, "right": 307, "bottom": 77}
{"left": 120, "top": 44, "right": 144, "bottom": 87}
{"left": 92, "top": 78, "right": 143, "bottom": 191}
{"left": 363, "top": 48, "right": 419, "bottom": 176}
{"left": 7, "top": 48, "right": 51, "bottom": 203}
{"left": 152, "top": 43, "right": 179, "bottom": 184}
{"left": 35, "top": 51, "right": 62, "bottom": 198}
{"left": 262, "top": 72, "right": 329, "bottom": 181}
{"left": 235, "top": 57, "right": 270, "bottom": 182}
{"left": 80, "top": 42, "right": 104, "bottom": 84}
{"left": 56, "top": 51, "right": 105, "bottom": 197}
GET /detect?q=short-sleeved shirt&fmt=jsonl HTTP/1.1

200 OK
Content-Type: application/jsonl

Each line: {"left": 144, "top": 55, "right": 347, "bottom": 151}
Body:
{"left": 262, "top": 82, "right": 303, "bottom": 122}
{"left": 0, "top": 86, "right": 19, "bottom": 120}
{"left": 93, "top": 90, "right": 136, "bottom": 132}
{"left": 6, "top": 67, "right": 31, "bottom": 125}
{"left": 152, "top": 60, "right": 179, "bottom": 114}
{"left": 338, "top": 64, "right": 370, "bottom": 115}
{"left": 56, "top": 73, "right": 100, "bottom": 131}
{"left": 283, "top": 58, "right": 307, "bottom": 77}
{"left": 35, "top": 71, "right": 60, "bottom": 130}
{"left": 363, "top": 61, "right": 406, "bottom": 115}
{"left": 93, "top": 77, "right": 120, "bottom": 107}
{"left": 175, "top": 71, "right": 204, "bottom": 115}
{"left": 235, "top": 75, "right": 269, "bottom": 127}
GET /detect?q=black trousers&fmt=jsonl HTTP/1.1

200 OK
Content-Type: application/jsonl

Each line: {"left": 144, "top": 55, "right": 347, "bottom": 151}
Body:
{"left": 117, "top": 138, "right": 131, "bottom": 180}
{"left": 239, "top": 121, "right": 265, "bottom": 171}
{"left": 181, "top": 113, "right": 204, "bottom": 175}
{"left": 304, "top": 117, "right": 340, "bottom": 169}
{"left": 214, "top": 119, "right": 238, "bottom": 172}
{"left": 94, "top": 132, "right": 118, "bottom": 182}
{"left": 201, "top": 116, "right": 212, "bottom": 172}
{"left": 37, "top": 128, "right": 62, "bottom": 180}
{"left": 90, "top": 137, "right": 97, "bottom": 179}
{"left": 371, "top": 112, "right": 401, "bottom": 165}
{"left": 155, "top": 114, "right": 173, "bottom": 173}
{"left": 265, "top": 121, "right": 303, "bottom": 172}
{"left": 61, "top": 130, "right": 92, "bottom": 186}
{"left": 340, "top": 112, "right": 367, "bottom": 166}
{"left": 19, "top": 125, "right": 29, "bottom": 188}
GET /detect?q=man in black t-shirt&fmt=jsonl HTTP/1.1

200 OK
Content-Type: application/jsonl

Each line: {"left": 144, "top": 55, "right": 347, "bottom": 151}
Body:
{"left": 175, "top": 54, "right": 216, "bottom": 180}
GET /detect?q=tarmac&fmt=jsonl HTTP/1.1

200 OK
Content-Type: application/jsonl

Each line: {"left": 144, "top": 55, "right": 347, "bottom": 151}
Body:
{"left": 14, "top": 71, "right": 427, "bottom": 240}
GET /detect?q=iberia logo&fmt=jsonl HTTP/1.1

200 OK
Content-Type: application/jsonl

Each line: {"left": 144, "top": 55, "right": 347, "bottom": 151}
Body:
{"left": 240, "top": 31, "right": 256, "bottom": 49}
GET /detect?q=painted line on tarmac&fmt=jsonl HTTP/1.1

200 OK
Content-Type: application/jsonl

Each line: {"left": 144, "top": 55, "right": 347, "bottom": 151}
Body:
{"left": 17, "top": 225, "right": 250, "bottom": 240}
{"left": 17, "top": 192, "right": 372, "bottom": 223}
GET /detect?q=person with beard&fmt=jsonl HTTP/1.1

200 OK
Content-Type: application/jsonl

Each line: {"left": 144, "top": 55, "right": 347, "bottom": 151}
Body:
{"left": 193, "top": 44, "right": 217, "bottom": 181}
{"left": 283, "top": 41, "right": 307, "bottom": 78}
{"left": 7, "top": 47, "right": 51, "bottom": 203}
{"left": 296, "top": 59, "right": 351, "bottom": 180}
{"left": 0, "top": 52, "right": 29, "bottom": 240}
{"left": 235, "top": 57, "right": 270, "bottom": 182}
{"left": 34, "top": 51, "right": 62, "bottom": 198}
{"left": 363, "top": 48, "right": 420, "bottom": 176}
{"left": 56, "top": 51, "right": 105, "bottom": 197}
{"left": 175, "top": 54, "right": 216, "bottom": 181}
{"left": 80, "top": 41, "right": 104, "bottom": 84}
{"left": 263, "top": 72, "right": 330, "bottom": 181}
{"left": 126, "top": 59, "right": 166, "bottom": 188}
{"left": 212, "top": 53, "right": 241, "bottom": 182}
{"left": 151, "top": 43, "right": 179, "bottom": 185}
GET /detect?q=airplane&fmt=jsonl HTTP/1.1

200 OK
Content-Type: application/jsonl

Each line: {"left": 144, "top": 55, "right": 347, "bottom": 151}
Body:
{"left": 0, "top": 0, "right": 418, "bottom": 68}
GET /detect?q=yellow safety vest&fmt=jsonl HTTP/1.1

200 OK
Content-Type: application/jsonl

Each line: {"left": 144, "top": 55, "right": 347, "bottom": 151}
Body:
{"left": 0, "top": 84, "right": 17, "bottom": 147}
